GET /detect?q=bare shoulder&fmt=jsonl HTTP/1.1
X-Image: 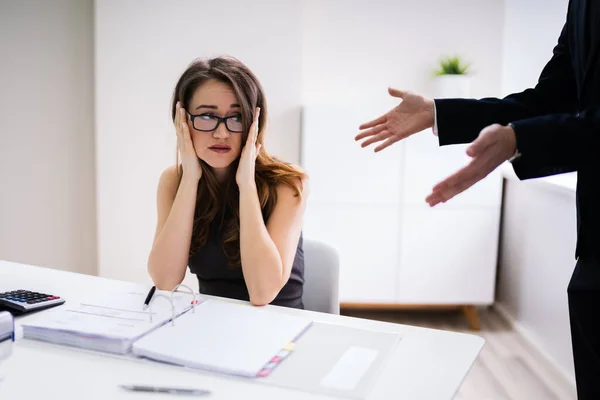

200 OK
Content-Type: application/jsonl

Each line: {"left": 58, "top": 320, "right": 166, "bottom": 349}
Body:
{"left": 276, "top": 163, "right": 310, "bottom": 201}
{"left": 157, "top": 165, "right": 181, "bottom": 198}
{"left": 292, "top": 163, "right": 310, "bottom": 194}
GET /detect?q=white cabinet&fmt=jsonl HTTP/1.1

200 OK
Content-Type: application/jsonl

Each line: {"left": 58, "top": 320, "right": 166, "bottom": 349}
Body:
{"left": 299, "top": 103, "right": 404, "bottom": 205}
{"left": 303, "top": 203, "right": 400, "bottom": 303}
{"left": 396, "top": 205, "right": 500, "bottom": 305}
{"left": 300, "top": 104, "right": 501, "bottom": 316}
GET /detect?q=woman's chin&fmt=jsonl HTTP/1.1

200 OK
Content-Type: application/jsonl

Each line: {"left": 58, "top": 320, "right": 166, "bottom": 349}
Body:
{"left": 201, "top": 156, "right": 236, "bottom": 170}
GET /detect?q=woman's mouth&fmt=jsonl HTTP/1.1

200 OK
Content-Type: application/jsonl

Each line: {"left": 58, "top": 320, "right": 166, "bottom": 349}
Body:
{"left": 209, "top": 144, "right": 231, "bottom": 153}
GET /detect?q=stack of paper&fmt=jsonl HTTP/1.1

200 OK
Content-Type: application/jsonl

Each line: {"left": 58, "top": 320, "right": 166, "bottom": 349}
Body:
{"left": 132, "top": 299, "right": 313, "bottom": 377}
{"left": 21, "top": 290, "right": 198, "bottom": 354}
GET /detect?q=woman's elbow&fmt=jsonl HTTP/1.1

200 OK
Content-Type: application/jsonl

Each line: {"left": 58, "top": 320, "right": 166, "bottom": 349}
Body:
{"left": 249, "top": 296, "right": 270, "bottom": 307}
{"left": 248, "top": 285, "right": 280, "bottom": 307}
{"left": 147, "top": 264, "right": 184, "bottom": 291}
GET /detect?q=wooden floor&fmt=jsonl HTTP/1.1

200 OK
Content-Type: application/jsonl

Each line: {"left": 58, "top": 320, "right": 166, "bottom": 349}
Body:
{"left": 341, "top": 307, "right": 577, "bottom": 400}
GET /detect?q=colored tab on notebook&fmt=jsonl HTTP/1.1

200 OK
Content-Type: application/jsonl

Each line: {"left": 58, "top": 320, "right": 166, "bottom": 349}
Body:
{"left": 256, "top": 341, "right": 297, "bottom": 377}
{"left": 282, "top": 342, "right": 295, "bottom": 351}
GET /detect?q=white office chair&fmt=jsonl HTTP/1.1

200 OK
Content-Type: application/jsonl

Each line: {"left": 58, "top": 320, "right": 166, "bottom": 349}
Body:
{"left": 302, "top": 238, "right": 340, "bottom": 315}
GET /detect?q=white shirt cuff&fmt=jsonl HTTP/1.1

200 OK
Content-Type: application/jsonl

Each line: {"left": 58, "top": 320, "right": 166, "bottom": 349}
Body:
{"left": 432, "top": 100, "right": 438, "bottom": 136}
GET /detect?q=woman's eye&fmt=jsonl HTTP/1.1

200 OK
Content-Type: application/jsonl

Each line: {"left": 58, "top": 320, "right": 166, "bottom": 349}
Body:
{"left": 199, "top": 114, "right": 214, "bottom": 120}
{"left": 230, "top": 115, "right": 241, "bottom": 122}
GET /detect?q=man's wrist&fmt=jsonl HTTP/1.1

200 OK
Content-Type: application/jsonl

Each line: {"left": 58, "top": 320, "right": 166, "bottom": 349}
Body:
{"left": 507, "top": 123, "right": 521, "bottom": 162}
{"left": 431, "top": 99, "right": 438, "bottom": 135}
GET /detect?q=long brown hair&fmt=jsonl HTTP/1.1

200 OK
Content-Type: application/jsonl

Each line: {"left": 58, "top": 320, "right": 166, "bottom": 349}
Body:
{"left": 171, "top": 56, "right": 306, "bottom": 267}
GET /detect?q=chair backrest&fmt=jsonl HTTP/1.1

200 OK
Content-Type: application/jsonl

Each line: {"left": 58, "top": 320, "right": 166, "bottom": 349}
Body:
{"left": 302, "top": 238, "right": 340, "bottom": 314}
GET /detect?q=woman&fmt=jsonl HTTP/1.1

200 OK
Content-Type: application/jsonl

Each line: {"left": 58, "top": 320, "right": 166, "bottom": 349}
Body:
{"left": 148, "top": 56, "right": 309, "bottom": 309}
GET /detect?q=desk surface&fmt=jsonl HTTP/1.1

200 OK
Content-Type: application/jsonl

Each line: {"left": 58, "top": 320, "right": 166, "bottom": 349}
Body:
{"left": 0, "top": 260, "right": 484, "bottom": 399}
{"left": 501, "top": 163, "right": 577, "bottom": 193}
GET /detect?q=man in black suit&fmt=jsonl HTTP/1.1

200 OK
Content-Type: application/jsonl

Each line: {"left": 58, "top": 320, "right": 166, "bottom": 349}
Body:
{"left": 355, "top": 1, "right": 599, "bottom": 398}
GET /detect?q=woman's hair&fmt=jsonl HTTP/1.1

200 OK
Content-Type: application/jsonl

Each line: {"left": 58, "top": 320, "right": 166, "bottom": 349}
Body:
{"left": 171, "top": 56, "right": 306, "bottom": 267}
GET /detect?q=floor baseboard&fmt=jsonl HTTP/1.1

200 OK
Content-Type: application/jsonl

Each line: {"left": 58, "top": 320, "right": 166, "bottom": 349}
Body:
{"left": 493, "top": 303, "right": 576, "bottom": 389}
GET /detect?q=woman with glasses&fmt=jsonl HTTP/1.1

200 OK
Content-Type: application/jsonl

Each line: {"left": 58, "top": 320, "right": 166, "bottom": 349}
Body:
{"left": 147, "top": 56, "right": 309, "bottom": 309}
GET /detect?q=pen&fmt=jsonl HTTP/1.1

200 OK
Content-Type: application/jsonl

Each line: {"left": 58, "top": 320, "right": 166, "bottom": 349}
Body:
{"left": 120, "top": 384, "right": 211, "bottom": 396}
{"left": 143, "top": 286, "right": 156, "bottom": 310}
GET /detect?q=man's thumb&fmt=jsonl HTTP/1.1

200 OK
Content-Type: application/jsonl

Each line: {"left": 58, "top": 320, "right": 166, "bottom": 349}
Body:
{"left": 467, "top": 138, "right": 485, "bottom": 157}
{"left": 388, "top": 87, "right": 406, "bottom": 98}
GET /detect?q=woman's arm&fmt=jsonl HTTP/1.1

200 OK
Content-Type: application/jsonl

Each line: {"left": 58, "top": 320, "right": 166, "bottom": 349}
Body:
{"left": 239, "top": 174, "right": 309, "bottom": 306}
{"left": 147, "top": 166, "right": 199, "bottom": 290}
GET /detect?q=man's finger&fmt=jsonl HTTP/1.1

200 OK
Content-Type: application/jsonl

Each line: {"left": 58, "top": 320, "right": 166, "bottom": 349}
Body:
{"left": 374, "top": 135, "right": 400, "bottom": 152}
{"left": 443, "top": 174, "right": 481, "bottom": 202}
{"left": 360, "top": 130, "right": 391, "bottom": 148}
{"left": 430, "top": 163, "right": 487, "bottom": 206}
{"left": 425, "top": 192, "right": 444, "bottom": 207}
{"left": 359, "top": 114, "right": 386, "bottom": 130}
{"left": 355, "top": 125, "right": 386, "bottom": 141}
{"left": 388, "top": 87, "right": 406, "bottom": 98}
{"left": 432, "top": 156, "right": 484, "bottom": 192}
{"left": 467, "top": 126, "right": 498, "bottom": 157}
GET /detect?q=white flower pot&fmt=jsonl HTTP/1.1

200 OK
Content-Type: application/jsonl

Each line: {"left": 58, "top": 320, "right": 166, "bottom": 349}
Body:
{"left": 433, "top": 75, "right": 471, "bottom": 98}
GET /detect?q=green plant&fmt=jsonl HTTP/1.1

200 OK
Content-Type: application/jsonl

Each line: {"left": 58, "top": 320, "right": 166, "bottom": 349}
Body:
{"left": 434, "top": 55, "right": 471, "bottom": 75}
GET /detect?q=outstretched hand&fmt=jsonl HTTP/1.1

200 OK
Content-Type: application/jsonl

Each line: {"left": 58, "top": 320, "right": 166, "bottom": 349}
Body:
{"left": 426, "top": 124, "right": 517, "bottom": 207}
{"left": 355, "top": 88, "right": 435, "bottom": 152}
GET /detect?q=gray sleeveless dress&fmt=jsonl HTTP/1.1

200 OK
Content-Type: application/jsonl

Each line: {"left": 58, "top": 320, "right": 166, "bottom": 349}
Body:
{"left": 187, "top": 223, "right": 305, "bottom": 309}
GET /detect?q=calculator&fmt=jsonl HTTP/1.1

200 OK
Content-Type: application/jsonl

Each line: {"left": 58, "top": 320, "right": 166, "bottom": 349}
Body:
{"left": 0, "top": 290, "right": 65, "bottom": 315}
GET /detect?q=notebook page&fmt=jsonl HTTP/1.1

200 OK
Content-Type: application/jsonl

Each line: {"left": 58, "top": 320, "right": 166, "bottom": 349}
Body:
{"left": 131, "top": 299, "right": 313, "bottom": 377}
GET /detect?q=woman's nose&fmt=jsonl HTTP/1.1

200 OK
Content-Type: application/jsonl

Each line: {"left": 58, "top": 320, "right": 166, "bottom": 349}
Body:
{"left": 213, "top": 122, "right": 230, "bottom": 138}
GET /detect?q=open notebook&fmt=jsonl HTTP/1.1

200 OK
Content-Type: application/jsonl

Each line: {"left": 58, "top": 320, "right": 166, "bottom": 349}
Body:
{"left": 21, "top": 290, "right": 313, "bottom": 378}
{"left": 21, "top": 289, "right": 197, "bottom": 354}
{"left": 131, "top": 299, "right": 313, "bottom": 378}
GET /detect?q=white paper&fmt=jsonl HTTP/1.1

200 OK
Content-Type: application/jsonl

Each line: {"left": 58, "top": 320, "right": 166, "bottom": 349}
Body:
{"left": 23, "top": 290, "right": 197, "bottom": 339}
{"left": 132, "top": 299, "right": 313, "bottom": 377}
{"left": 20, "top": 290, "right": 202, "bottom": 354}
{"left": 320, "top": 346, "right": 379, "bottom": 391}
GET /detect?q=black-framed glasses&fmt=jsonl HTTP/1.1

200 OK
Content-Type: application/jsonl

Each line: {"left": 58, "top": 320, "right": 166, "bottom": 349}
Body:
{"left": 187, "top": 112, "right": 244, "bottom": 133}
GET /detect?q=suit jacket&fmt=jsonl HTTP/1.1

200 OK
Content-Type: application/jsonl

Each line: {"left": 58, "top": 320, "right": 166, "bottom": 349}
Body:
{"left": 434, "top": 0, "right": 600, "bottom": 261}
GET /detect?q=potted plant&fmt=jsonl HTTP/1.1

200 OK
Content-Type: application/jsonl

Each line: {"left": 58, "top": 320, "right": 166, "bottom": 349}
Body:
{"left": 432, "top": 55, "right": 472, "bottom": 98}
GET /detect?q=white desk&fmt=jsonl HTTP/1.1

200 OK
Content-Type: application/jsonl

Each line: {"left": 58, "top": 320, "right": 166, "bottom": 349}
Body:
{"left": 0, "top": 261, "right": 484, "bottom": 399}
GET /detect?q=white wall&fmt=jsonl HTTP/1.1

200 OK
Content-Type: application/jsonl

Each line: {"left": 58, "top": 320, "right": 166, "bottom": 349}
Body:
{"left": 300, "top": 0, "right": 505, "bottom": 304}
{"left": 94, "top": 0, "right": 303, "bottom": 284}
{"left": 302, "top": 0, "right": 505, "bottom": 105}
{"left": 497, "top": 175, "right": 577, "bottom": 388}
{"left": 0, "top": 0, "right": 97, "bottom": 275}
{"left": 95, "top": 0, "right": 508, "bottom": 286}
{"left": 501, "top": 0, "right": 570, "bottom": 96}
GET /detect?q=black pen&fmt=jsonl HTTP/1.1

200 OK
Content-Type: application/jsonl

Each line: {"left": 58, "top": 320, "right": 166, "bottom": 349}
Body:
{"left": 120, "top": 384, "right": 211, "bottom": 396}
{"left": 143, "top": 286, "right": 156, "bottom": 310}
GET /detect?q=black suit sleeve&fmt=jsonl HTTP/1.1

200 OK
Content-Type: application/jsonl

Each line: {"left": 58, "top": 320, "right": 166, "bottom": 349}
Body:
{"left": 510, "top": 107, "right": 599, "bottom": 179}
{"left": 435, "top": 21, "right": 579, "bottom": 146}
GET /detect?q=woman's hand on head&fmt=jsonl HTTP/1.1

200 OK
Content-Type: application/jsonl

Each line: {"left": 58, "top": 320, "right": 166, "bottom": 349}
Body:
{"left": 176, "top": 101, "right": 202, "bottom": 183}
{"left": 236, "top": 107, "right": 261, "bottom": 189}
